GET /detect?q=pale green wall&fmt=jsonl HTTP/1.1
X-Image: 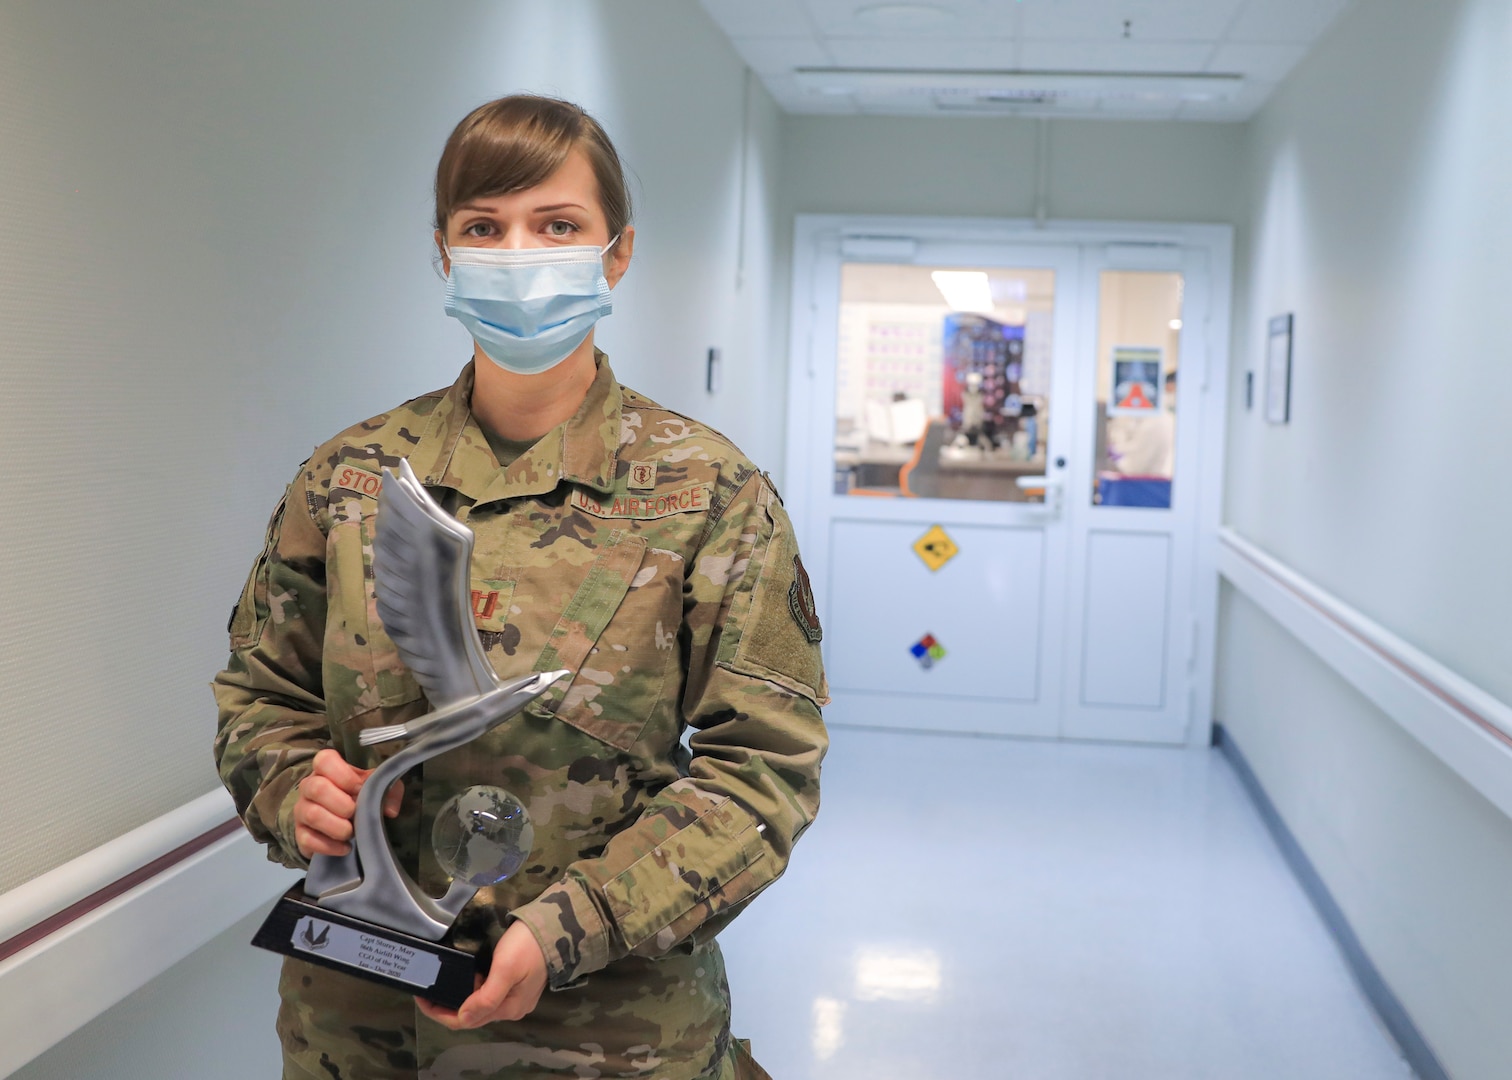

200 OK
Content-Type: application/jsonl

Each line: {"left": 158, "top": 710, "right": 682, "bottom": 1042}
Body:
{"left": 1218, "top": 0, "right": 1512, "bottom": 1076}
{"left": 1218, "top": 590, "right": 1512, "bottom": 1078}
{"left": 780, "top": 113, "right": 1246, "bottom": 221}
{"left": 1224, "top": 0, "right": 1511, "bottom": 702}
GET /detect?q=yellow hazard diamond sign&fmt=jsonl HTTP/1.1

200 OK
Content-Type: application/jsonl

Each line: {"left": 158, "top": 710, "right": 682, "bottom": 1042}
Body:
{"left": 912, "top": 525, "right": 959, "bottom": 572}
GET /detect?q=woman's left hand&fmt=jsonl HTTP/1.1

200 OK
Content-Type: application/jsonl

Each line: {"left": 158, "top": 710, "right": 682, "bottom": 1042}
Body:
{"left": 416, "top": 920, "right": 548, "bottom": 1030}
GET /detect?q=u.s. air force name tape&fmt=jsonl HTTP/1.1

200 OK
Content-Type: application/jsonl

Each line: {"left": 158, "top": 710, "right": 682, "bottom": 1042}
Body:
{"left": 290, "top": 915, "right": 441, "bottom": 989}
{"left": 571, "top": 484, "right": 711, "bottom": 520}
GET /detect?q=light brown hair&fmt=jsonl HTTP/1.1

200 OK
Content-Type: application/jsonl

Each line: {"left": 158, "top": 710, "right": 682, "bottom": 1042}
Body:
{"left": 434, "top": 95, "right": 632, "bottom": 239}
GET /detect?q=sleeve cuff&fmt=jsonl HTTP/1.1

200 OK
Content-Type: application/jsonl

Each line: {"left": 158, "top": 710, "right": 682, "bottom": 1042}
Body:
{"left": 267, "top": 765, "right": 315, "bottom": 871}
{"left": 510, "top": 878, "right": 615, "bottom": 990}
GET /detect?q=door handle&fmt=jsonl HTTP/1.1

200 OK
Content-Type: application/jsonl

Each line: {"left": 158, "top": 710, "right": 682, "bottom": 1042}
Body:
{"left": 1017, "top": 475, "right": 1064, "bottom": 516}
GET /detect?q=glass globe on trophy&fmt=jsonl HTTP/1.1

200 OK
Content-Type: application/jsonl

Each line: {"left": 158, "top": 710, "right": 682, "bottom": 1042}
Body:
{"left": 432, "top": 786, "right": 535, "bottom": 888}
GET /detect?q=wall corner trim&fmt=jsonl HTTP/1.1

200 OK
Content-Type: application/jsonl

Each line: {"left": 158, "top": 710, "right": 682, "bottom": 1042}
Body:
{"left": 1218, "top": 527, "right": 1512, "bottom": 821}
{"left": 0, "top": 791, "right": 296, "bottom": 1074}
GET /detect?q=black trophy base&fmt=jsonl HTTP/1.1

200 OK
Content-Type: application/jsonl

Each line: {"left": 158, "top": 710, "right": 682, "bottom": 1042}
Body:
{"left": 252, "top": 882, "right": 479, "bottom": 1009}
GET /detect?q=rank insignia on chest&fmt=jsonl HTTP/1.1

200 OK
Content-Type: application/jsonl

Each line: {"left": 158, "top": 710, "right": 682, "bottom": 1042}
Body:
{"left": 471, "top": 590, "right": 500, "bottom": 619}
{"left": 627, "top": 461, "right": 657, "bottom": 490}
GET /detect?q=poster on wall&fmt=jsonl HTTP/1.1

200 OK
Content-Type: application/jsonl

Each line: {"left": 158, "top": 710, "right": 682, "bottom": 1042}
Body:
{"left": 1266, "top": 314, "right": 1293, "bottom": 424}
{"left": 1107, "top": 346, "right": 1164, "bottom": 417}
{"left": 941, "top": 313, "right": 1024, "bottom": 429}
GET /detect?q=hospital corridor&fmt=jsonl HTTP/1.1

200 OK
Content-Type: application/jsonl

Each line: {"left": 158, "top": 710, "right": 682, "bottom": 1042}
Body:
{"left": 1, "top": 2, "right": 1508, "bottom": 1079}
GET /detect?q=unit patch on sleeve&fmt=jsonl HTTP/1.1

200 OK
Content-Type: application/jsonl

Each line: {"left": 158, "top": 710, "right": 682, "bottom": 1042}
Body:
{"left": 627, "top": 461, "right": 658, "bottom": 490}
{"left": 788, "top": 554, "right": 822, "bottom": 644}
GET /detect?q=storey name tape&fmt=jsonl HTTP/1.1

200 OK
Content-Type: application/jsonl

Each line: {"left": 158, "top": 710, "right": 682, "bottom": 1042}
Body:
{"left": 332, "top": 466, "right": 384, "bottom": 498}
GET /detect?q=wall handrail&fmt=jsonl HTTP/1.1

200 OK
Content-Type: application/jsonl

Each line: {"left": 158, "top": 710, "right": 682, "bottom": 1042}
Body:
{"left": 0, "top": 788, "right": 240, "bottom": 955}
{"left": 1219, "top": 527, "right": 1512, "bottom": 820}
{"left": 0, "top": 787, "right": 288, "bottom": 1077}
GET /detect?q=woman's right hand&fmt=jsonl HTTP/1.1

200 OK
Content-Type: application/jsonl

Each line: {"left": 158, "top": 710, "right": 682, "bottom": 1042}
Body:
{"left": 293, "top": 748, "right": 404, "bottom": 858}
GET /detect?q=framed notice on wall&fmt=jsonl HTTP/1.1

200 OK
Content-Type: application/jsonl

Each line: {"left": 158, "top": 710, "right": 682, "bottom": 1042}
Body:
{"left": 1266, "top": 314, "right": 1294, "bottom": 424}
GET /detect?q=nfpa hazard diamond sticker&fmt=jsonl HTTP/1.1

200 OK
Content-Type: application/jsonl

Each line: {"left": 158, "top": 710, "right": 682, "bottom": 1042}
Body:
{"left": 910, "top": 633, "right": 947, "bottom": 670}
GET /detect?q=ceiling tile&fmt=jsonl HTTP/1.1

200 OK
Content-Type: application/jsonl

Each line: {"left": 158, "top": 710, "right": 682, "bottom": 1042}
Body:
{"left": 823, "top": 36, "right": 1018, "bottom": 69}
{"left": 781, "top": 95, "right": 864, "bottom": 114}
{"left": 732, "top": 36, "right": 834, "bottom": 75}
{"left": 1225, "top": 0, "right": 1353, "bottom": 44}
{"left": 697, "top": 0, "right": 814, "bottom": 38}
{"left": 1205, "top": 41, "right": 1308, "bottom": 81}
{"left": 760, "top": 72, "right": 864, "bottom": 113}
{"left": 854, "top": 100, "right": 939, "bottom": 117}
{"left": 1174, "top": 101, "right": 1257, "bottom": 122}
{"left": 1175, "top": 78, "right": 1277, "bottom": 120}
{"left": 1092, "top": 99, "right": 1184, "bottom": 120}
{"left": 805, "top": 0, "right": 1022, "bottom": 38}
{"left": 1020, "top": 0, "right": 1246, "bottom": 43}
{"left": 720, "top": 0, "right": 1343, "bottom": 121}
{"left": 1019, "top": 40, "right": 1218, "bottom": 73}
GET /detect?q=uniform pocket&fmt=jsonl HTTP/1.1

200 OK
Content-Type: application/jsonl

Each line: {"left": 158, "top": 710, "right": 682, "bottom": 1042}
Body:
{"left": 229, "top": 489, "right": 288, "bottom": 649}
{"left": 603, "top": 797, "right": 765, "bottom": 952}
{"left": 323, "top": 503, "right": 425, "bottom": 726}
{"left": 717, "top": 483, "right": 828, "bottom": 707}
{"left": 522, "top": 531, "right": 680, "bottom": 751}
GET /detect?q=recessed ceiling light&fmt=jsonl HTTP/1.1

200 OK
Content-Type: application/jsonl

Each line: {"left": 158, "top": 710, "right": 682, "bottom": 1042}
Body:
{"left": 855, "top": 4, "right": 956, "bottom": 31}
{"left": 932, "top": 271, "right": 994, "bottom": 313}
{"left": 1169, "top": 319, "right": 1184, "bottom": 330}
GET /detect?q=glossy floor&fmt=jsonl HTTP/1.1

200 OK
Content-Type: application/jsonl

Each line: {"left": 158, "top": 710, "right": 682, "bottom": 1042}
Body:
{"left": 719, "top": 726, "right": 1414, "bottom": 1080}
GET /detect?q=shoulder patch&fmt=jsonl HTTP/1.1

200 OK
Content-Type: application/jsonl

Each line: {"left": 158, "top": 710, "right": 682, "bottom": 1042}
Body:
{"left": 788, "top": 555, "right": 822, "bottom": 644}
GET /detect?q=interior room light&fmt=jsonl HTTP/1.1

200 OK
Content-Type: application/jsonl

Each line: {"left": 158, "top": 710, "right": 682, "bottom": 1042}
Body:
{"left": 931, "top": 270, "right": 995, "bottom": 313}
{"left": 1169, "top": 319, "right": 1184, "bottom": 330}
{"left": 811, "top": 997, "right": 846, "bottom": 1061}
{"left": 854, "top": 945, "right": 943, "bottom": 1002}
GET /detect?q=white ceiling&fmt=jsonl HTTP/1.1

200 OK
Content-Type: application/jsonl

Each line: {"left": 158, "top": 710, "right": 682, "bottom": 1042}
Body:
{"left": 699, "top": 0, "right": 1354, "bottom": 121}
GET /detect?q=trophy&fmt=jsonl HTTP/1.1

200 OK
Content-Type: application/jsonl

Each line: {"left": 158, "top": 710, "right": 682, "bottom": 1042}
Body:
{"left": 252, "top": 459, "right": 568, "bottom": 1008}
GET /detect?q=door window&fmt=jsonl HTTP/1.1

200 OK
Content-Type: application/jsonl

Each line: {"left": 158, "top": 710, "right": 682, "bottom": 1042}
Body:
{"left": 1091, "top": 271, "right": 1183, "bottom": 509}
{"left": 833, "top": 262, "right": 1056, "bottom": 503}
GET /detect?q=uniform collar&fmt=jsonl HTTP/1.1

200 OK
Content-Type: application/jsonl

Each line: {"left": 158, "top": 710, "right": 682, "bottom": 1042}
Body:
{"left": 416, "top": 351, "right": 622, "bottom": 503}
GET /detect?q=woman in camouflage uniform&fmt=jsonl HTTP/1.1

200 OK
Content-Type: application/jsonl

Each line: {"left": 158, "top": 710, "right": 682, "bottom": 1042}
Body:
{"left": 213, "top": 95, "right": 827, "bottom": 1080}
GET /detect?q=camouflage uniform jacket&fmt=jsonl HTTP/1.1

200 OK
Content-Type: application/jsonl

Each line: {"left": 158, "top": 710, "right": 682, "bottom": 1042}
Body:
{"left": 213, "top": 355, "right": 828, "bottom": 1078}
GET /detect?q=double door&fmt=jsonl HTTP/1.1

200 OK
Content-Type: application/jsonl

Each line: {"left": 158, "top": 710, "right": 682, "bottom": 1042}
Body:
{"left": 783, "top": 218, "right": 1231, "bottom": 746}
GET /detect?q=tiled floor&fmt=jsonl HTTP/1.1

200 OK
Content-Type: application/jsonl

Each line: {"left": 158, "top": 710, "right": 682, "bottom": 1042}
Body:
{"left": 718, "top": 726, "right": 1415, "bottom": 1079}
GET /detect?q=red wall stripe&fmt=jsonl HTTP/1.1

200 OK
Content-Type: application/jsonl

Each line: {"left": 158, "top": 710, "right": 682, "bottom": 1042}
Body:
{"left": 0, "top": 818, "right": 245, "bottom": 965}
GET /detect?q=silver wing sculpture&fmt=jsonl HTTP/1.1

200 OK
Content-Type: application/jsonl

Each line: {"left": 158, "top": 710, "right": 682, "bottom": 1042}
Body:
{"left": 304, "top": 458, "right": 568, "bottom": 941}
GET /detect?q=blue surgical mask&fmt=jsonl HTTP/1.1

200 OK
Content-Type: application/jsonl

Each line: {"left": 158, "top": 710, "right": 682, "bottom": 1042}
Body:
{"left": 443, "top": 237, "right": 619, "bottom": 375}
